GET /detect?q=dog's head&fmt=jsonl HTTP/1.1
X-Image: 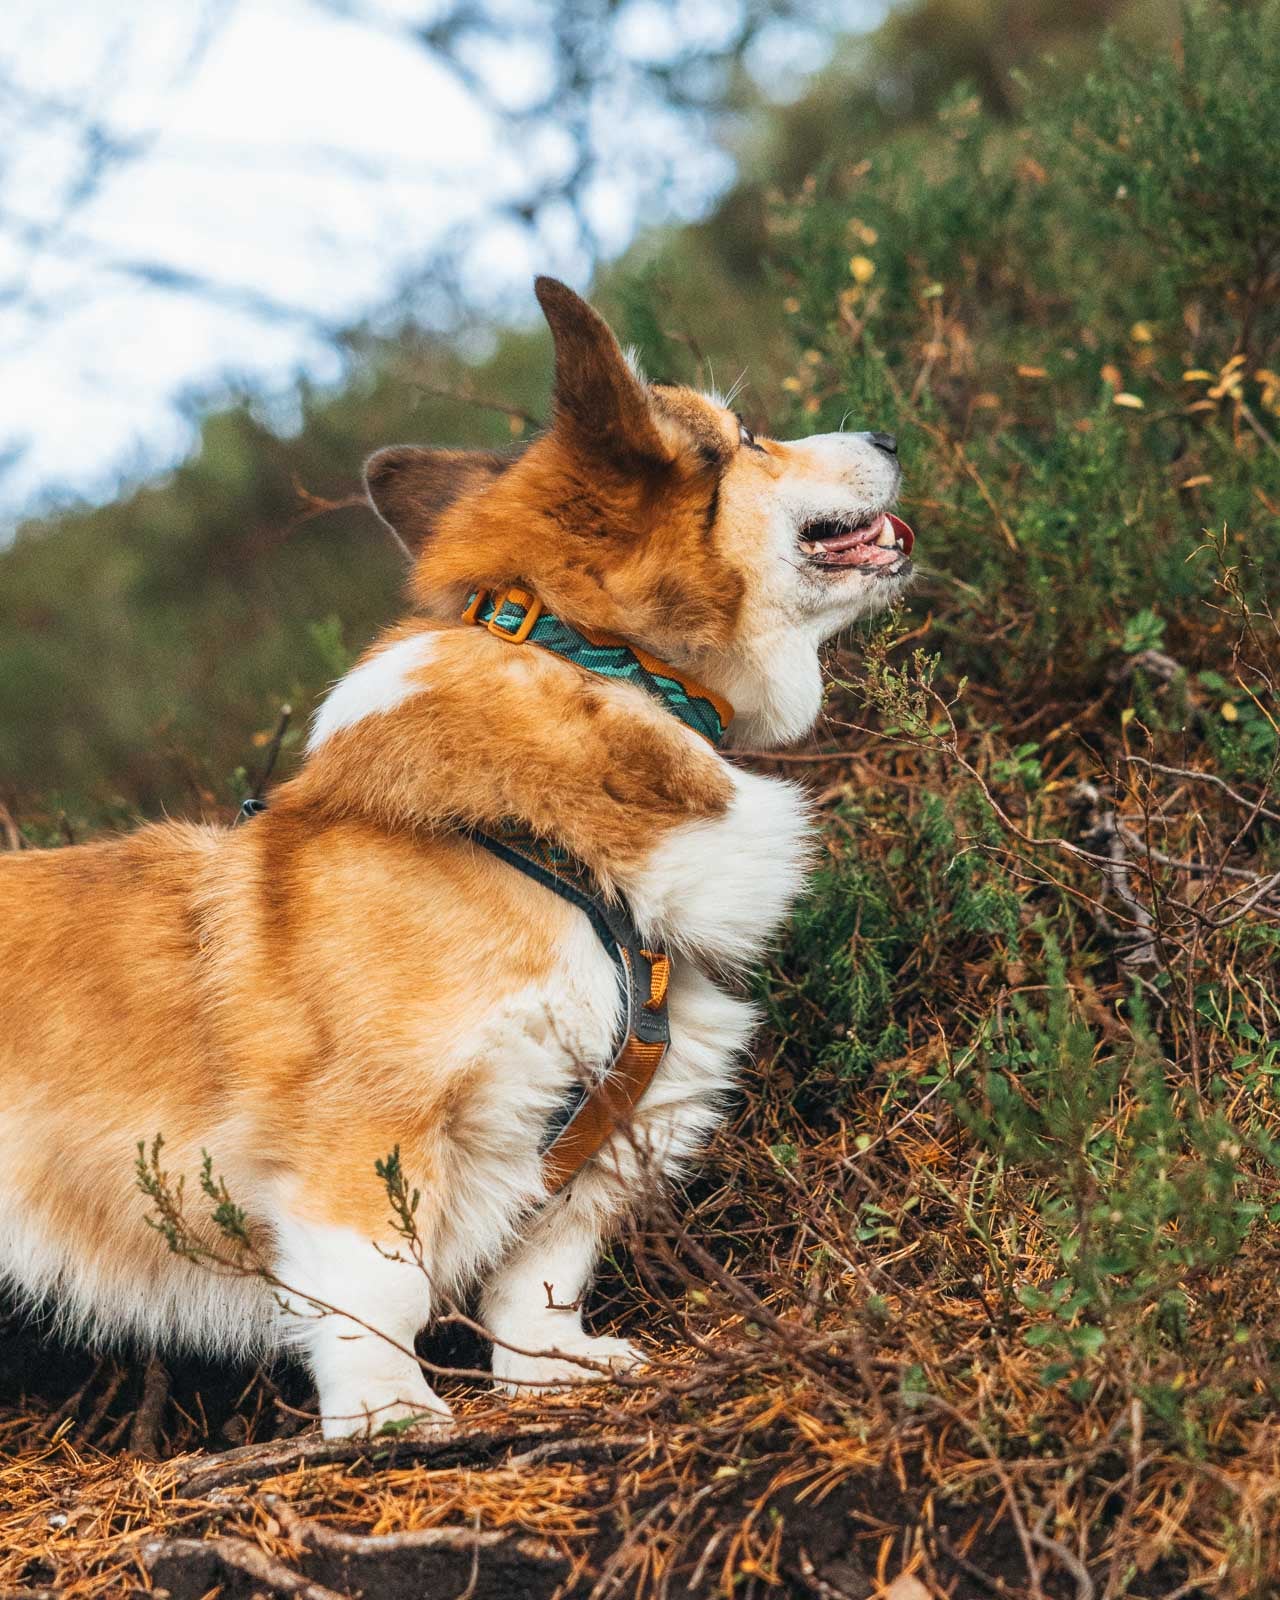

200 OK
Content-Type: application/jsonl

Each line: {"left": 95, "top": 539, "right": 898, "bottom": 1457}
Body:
{"left": 366, "top": 277, "right": 912, "bottom": 748}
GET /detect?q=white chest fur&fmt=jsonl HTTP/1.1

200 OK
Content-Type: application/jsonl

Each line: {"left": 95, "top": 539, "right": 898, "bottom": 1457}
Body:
{"left": 619, "top": 765, "right": 817, "bottom": 970}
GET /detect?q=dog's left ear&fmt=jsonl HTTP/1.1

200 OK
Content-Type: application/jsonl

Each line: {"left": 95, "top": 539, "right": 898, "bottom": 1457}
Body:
{"left": 364, "top": 446, "right": 511, "bottom": 557}
{"left": 535, "top": 276, "right": 671, "bottom": 471}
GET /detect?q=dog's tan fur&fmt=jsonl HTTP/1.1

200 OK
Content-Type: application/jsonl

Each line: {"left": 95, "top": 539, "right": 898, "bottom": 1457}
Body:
{"left": 0, "top": 278, "right": 910, "bottom": 1433}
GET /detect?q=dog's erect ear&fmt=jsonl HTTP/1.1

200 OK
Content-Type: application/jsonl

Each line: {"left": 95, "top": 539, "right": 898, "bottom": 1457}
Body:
{"left": 364, "top": 446, "right": 510, "bottom": 557}
{"left": 534, "top": 276, "right": 670, "bottom": 470}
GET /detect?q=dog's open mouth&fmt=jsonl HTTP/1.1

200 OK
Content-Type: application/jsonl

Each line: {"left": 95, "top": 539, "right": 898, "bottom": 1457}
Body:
{"left": 799, "top": 511, "right": 915, "bottom": 575}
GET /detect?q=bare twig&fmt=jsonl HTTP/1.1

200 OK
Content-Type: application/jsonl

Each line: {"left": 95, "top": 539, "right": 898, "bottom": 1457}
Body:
{"left": 1120, "top": 756, "right": 1280, "bottom": 827}
{"left": 0, "top": 800, "right": 24, "bottom": 851}
{"left": 248, "top": 704, "right": 293, "bottom": 804}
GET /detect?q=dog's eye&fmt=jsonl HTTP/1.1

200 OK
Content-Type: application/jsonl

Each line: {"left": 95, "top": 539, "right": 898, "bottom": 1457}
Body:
{"left": 738, "top": 420, "right": 761, "bottom": 451}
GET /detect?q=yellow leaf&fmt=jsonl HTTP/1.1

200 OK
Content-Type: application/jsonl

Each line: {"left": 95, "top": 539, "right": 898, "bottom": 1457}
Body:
{"left": 848, "top": 254, "right": 876, "bottom": 284}
{"left": 781, "top": 376, "right": 803, "bottom": 393}
{"left": 1113, "top": 392, "right": 1145, "bottom": 409}
{"left": 1179, "top": 473, "right": 1212, "bottom": 489}
{"left": 972, "top": 392, "right": 1000, "bottom": 409}
{"left": 1130, "top": 321, "right": 1154, "bottom": 343}
{"left": 803, "top": 348, "right": 822, "bottom": 366}
{"left": 1017, "top": 365, "right": 1048, "bottom": 379}
{"left": 1182, "top": 369, "right": 1214, "bottom": 382}
{"left": 1220, "top": 701, "right": 1239, "bottom": 722}
{"left": 783, "top": 296, "right": 801, "bottom": 314}
{"left": 1100, "top": 363, "right": 1124, "bottom": 389}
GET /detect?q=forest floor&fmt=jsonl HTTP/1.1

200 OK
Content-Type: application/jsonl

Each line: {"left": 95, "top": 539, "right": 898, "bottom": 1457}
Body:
{"left": 4, "top": 617, "right": 1280, "bottom": 1600}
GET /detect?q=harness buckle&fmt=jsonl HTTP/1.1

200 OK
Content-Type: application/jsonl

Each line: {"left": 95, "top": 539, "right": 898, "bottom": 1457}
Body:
{"left": 486, "top": 587, "right": 543, "bottom": 644}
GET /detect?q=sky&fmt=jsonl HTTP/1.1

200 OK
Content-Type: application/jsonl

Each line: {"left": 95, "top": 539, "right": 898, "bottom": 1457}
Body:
{"left": 0, "top": 0, "right": 881, "bottom": 532}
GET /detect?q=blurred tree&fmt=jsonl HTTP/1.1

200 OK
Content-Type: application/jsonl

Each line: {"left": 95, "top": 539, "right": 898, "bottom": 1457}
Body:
{"left": 0, "top": 0, "right": 843, "bottom": 410}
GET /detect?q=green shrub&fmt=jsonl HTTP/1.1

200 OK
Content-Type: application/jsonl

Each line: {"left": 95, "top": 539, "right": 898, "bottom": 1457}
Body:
{"left": 760, "top": 785, "right": 1021, "bottom": 1082}
{"left": 957, "top": 934, "right": 1276, "bottom": 1395}
{"left": 769, "top": 0, "right": 1280, "bottom": 691}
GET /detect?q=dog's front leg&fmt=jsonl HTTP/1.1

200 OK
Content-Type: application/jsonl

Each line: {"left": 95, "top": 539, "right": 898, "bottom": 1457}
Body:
{"left": 482, "top": 1191, "right": 641, "bottom": 1392}
{"left": 273, "top": 1213, "right": 452, "bottom": 1438}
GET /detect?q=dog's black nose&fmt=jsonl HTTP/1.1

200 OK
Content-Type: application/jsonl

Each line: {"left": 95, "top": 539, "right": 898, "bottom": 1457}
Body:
{"left": 868, "top": 431, "right": 898, "bottom": 456}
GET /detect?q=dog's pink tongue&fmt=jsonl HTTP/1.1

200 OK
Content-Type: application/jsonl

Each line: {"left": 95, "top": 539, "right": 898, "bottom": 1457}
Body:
{"left": 887, "top": 513, "right": 915, "bottom": 555}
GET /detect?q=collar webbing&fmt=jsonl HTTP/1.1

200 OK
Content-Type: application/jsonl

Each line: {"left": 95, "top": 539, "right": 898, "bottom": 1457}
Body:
{"left": 462, "top": 587, "right": 733, "bottom": 746}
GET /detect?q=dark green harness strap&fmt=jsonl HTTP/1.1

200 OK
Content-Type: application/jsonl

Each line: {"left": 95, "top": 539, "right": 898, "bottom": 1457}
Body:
{"left": 467, "top": 825, "right": 671, "bottom": 1155}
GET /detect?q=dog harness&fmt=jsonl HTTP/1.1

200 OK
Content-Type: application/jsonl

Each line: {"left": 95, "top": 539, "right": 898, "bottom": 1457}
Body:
{"left": 467, "top": 822, "right": 671, "bottom": 1193}
{"left": 243, "top": 586, "right": 733, "bottom": 1195}
{"left": 460, "top": 586, "right": 732, "bottom": 1193}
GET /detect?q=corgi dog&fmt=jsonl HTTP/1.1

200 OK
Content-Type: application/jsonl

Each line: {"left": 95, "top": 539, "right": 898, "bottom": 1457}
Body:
{"left": 0, "top": 279, "right": 912, "bottom": 1437}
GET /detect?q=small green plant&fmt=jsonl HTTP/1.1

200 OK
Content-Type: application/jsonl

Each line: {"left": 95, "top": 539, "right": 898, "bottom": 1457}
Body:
{"left": 990, "top": 741, "right": 1043, "bottom": 793}
{"left": 956, "top": 934, "right": 1276, "bottom": 1397}
{"left": 763, "top": 785, "right": 1020, "bottom": 1085}
{"left": 1121, "top": 608, "right": 1167, "bottom": 655}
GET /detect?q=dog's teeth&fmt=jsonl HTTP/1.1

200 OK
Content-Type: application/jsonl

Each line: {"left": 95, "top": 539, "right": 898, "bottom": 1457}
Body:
{"left": 811, "top": 541, "right": 827, "bottom": 555}
{"left": 799, "top": 539, "right": 815, "bottom": 554}
{"left": 874, "top": 517, "right": 895, "bottom": 548}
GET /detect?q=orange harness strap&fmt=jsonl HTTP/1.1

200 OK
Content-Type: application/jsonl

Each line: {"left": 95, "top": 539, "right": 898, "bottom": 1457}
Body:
{"left": 542, "top": 1037, "right": 668, "bottom": 1192}
{"left": 468, "top": 828, "right": 672, "bottom": 1195}
{"left": 542, "top": 944, "right": 672, "bottom": 1192}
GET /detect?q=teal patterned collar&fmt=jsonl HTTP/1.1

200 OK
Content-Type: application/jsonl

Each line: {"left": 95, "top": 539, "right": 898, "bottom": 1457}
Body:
{"left": 462, "top": 587, "right": 733, "bottom": 746}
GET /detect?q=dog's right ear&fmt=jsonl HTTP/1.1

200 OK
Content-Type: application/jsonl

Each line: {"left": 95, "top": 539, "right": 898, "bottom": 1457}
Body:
{"left": 364, "top": 446, "right": 511, "bottom": 558}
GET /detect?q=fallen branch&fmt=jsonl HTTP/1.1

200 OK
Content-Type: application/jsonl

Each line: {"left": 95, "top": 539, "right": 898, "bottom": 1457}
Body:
{"left": 1075, "top": 781, "right": 1159, "bottom": 968}
{"left": 264, "top": 1495, "right": 569, "bottom": 1596}
{"left": 173, "top": 1420, "right": 570, "bottom": 1499}
{"left": 144, "top": 1534, "right": 346, "bottom": 1600}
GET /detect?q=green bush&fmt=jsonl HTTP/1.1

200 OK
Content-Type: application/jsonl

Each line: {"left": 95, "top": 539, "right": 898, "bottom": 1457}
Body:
{"left": 760, "top": 785, "right": 1021, "bottom": 1082}
{"left": 957, "top": 934, "right": 1276, "bottom": 1400}
{"left": 769, "top": 0, "right": 1280, "bottom": 693}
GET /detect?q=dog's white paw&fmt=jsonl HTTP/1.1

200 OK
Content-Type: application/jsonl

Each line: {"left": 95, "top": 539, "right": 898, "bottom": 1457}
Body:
{"left": 492, "top": 1332, "right": 643, "bottom": 1394}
